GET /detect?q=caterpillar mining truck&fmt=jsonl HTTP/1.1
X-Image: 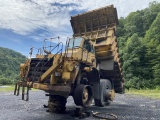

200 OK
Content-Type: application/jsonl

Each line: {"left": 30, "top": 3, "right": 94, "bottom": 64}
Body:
{"left": 14, "top": 5, "right": 124, "bottom": 113}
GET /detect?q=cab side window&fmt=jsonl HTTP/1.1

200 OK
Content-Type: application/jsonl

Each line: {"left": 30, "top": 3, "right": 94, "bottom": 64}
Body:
{"left": 83, "top": 40, "right": 94, "bottom": 53}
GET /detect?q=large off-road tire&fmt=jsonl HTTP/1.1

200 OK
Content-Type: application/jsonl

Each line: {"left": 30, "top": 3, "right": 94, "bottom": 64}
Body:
{"left": 48, "top": 95, "right": 67, "bottom": 113}
{"left": 94, "top": 79, "right": 112, "bottom": 107}
{"left": 73, "top": 84, "right": 93, "bottom": 107}
{"left": 114, "top": 81, "right": 125, "bottom": 94}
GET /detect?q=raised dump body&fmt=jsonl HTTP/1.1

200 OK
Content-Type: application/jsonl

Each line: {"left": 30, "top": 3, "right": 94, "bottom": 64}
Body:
{"left": 70, "top": 5, "right": 124, "bottom": 93}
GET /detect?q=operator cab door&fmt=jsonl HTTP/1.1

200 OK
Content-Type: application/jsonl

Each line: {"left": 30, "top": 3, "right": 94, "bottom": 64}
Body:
{"left": 82, "top": 40, "right": 96, "bottom": 66}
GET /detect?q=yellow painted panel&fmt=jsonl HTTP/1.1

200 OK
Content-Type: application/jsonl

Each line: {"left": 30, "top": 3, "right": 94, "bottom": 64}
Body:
{"left": 62, "top": 72, "right": 71, "bottom": 80}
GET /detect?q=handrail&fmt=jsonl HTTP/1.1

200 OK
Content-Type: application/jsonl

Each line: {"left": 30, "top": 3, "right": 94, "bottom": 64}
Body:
{"left": 37, "top": 44, "right": 63, "bottom": 83}
{"left": 36, "top": 42, "right": 63, "bottom": 68}
{"left": 29, "top": 47, "right": 43, "bottom": 58}
{"left": 50, "top": 42, "right": 63, "bottom": 53}
{"left": 43, "top": 36, "right": 60, "bottom": 54}
{"left": 30, "top": 40, "right": 63, "bottom": 82}
{"left": 64, "top": 37, "right": 71, "bottom": 59}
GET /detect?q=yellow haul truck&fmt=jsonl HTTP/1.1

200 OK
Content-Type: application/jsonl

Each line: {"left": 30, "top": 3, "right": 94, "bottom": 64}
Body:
{"left": 14, "top": 5, "right": 124, "bottom": 113}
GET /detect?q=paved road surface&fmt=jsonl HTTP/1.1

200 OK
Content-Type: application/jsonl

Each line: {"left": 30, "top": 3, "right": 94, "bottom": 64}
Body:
{"left": 0, "top": 90, "right": 160, "bottom": 120}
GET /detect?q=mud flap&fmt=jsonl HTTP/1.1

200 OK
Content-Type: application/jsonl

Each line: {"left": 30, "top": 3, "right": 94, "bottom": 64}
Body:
{"left": 88, "top": 68, "right": 101, "bottom": 103}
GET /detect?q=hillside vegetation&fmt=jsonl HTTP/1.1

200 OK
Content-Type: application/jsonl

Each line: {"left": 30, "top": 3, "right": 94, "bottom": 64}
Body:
{"left": 0, "top": 47, "right": 26, "bottom": 85}
{"left": 117, "top": 1, "right": 160, "bottom": 89}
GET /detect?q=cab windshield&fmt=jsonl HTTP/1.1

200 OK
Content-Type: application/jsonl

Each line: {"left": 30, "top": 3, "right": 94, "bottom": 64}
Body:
{"left": 68, "top": 37, "right": 83, "bottom": 49}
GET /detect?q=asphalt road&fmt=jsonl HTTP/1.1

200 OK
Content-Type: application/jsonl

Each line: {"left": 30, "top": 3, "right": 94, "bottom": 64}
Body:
{"left": 0, "top": 90, "right": 160, "bottom": 120}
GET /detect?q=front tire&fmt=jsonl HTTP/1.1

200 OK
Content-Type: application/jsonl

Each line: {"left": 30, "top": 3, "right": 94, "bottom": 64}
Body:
{"left": 73, "top": 84, "right": 93, "bottom": 107}
{"left": 48, "top": 95, "right": 67, "bottom": 113}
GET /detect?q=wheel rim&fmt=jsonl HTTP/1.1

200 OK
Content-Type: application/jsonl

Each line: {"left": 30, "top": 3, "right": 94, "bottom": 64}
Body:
{"left": 82, "top": 88, "right": 89, "bottom": 104}
{"left": 73, "top": 84, "right": 93, "bottom": 107}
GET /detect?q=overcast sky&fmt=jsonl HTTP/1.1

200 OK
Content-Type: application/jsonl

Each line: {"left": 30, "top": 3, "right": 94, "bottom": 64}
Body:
{"left": 0, "top": 0, "right": 160, "bottom": 56}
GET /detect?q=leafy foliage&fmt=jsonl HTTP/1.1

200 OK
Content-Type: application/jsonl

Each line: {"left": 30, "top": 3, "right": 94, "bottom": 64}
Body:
{"left": 118, "top": 1, "right": 160, "bottom": 89}
{"left": 0, "top": 47, "right": 26, "bottom": 85}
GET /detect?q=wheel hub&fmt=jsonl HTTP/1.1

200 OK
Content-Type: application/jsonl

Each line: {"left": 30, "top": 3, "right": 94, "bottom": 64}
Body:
{"left": 82, "top": 88, "right": 89, "bottom": 103}
{"left": 73, "top": 84, "right": 93, "bottom": 107}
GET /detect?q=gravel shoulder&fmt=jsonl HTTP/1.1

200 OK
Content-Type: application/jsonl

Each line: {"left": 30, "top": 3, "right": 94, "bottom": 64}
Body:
{"left": 0, "top": 90, "right": 160, "bottom": 120}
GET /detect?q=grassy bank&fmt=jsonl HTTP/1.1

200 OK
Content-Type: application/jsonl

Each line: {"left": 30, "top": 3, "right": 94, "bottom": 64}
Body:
{"left": 0, "top": 85, "right": 15, "bottom": 92}
{"left": 126, "top": 89, "right": 160, "bottom": 99}
{"left": 0, "top": 85, "right": 38, "bottom": 92}
{"left": 1, "top": 86, "right": 160, "bottom": 99}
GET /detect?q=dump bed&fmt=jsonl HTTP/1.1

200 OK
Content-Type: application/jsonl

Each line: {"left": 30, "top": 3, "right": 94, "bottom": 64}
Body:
{"left": 70, "top": 5, "right": 124, "bottom": 93}
{"left": 70, "top": 5, "right": 118, "bottom": 37}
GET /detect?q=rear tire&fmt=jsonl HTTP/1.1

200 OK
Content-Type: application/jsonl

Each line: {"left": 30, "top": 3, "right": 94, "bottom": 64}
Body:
{"left": 94, "top": 79, "right": 112, "bottom": 107}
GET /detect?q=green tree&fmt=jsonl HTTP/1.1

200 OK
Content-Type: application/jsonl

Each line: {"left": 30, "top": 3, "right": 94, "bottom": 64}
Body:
{"left": 117, "top": 1, "right": 160, "bottom": 89}
{"left": 0, "top": 47, "right": 26, "bottom": 85}
{"left": 144, "top": 12, "right": 160, "bottom": 87}
{"left": 122, "top": 34, "right": 147, "bottom": 89}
